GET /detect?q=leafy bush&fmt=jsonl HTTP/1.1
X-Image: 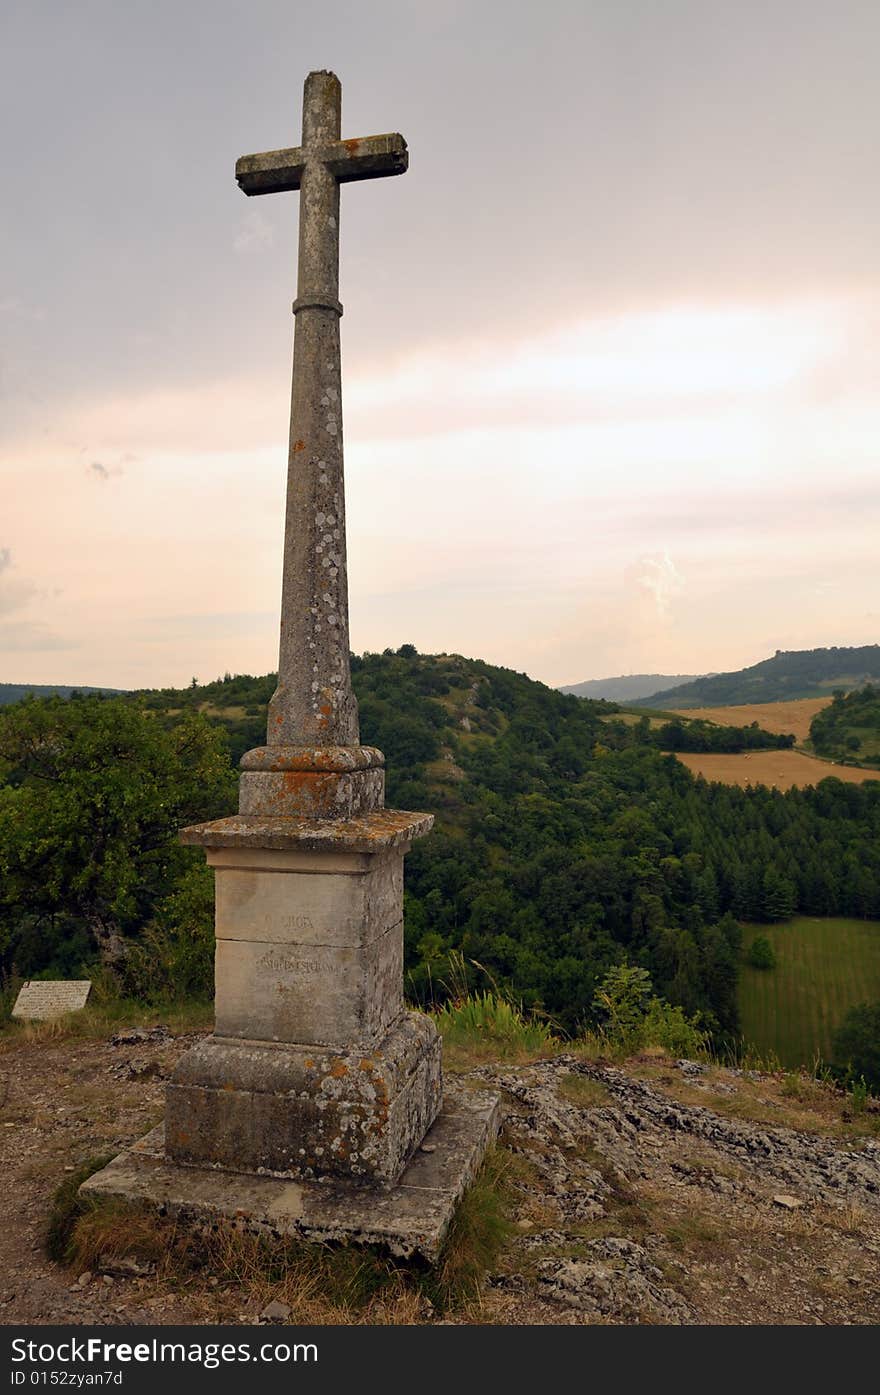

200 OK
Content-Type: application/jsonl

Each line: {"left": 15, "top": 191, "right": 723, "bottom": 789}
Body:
{"left": 592, "top": 963, "right": 653, "bottom": 1039}
{"left": 592, "top": 963, "right": 707, "bottom": 1056}
{"left": 0, "top": 695, "right": 234, "bottom": 975}
{"left": 120, "top": 861, "right": 215, "bottom": 1003}
{"left": 831, "top": 1002, "right": 880, "bottom": 1092}
{"left": 641, "top": 998, "right": 710, "bottom": 1056}
{"left": 747, "top": 936, "right": 776, "bottom": 970}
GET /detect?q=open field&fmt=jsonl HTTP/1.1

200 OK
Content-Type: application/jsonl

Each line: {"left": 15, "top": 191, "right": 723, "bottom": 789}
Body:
{"left": 740, "top": 917, "right": 880, "bottom": 1067}
{"left": 671, "top": 697, "right": 832, "bottom": 743}
{"left": 673, "top": 749, "right": 876, "bottom": 790}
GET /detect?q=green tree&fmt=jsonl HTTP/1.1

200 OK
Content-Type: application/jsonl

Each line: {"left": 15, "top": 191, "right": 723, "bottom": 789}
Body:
{"left": 761, "top": 867, "right": 796, "bottom": 922}
{"left": 747, "top": 935, "right": 776, "bottom": 970}
{"left": 0, "top": 696, "right": 235, "bottom": 969}
{"left": 593, "top": 963, "right": 653, "bottom": 1038}
{"left": 831, "top": 1002, "right": 880, "bottom": 1091}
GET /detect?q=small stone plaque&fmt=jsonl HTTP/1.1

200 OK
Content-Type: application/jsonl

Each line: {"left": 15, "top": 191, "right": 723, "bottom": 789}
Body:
{"left": 12, "top": 979, "right": 92, "bottom": 1021}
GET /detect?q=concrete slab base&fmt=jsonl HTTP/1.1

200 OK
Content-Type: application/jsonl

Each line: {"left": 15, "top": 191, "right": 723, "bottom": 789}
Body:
{"left": 80, "top": 1084, "right": 501, "bottom": 1261}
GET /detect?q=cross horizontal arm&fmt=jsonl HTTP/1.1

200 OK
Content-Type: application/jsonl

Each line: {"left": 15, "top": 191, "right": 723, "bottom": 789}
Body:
{"left": 236, "top": 133, "right": 408, "bottom": 196}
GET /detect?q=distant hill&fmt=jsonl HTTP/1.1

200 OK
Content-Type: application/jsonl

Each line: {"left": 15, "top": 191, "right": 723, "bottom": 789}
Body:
{"left": 643, "top": 646, "right": 880, "bottom": 709}
{"left": 559, "top": 673, "right": 704, "bottom": 702}
{"left": 0, "top": 683, "right": 123, "bottom": 706}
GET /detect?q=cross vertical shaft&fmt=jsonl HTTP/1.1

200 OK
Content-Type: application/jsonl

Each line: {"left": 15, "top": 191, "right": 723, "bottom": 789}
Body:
{"left": 273, "top": 71, "right": 355, "bottom": 748}
{"left": 233, "top": 70, "right": 409, "bottom": 819}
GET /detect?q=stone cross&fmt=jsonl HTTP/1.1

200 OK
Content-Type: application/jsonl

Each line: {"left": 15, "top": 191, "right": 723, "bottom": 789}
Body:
{"left": 82, "top": 68, "right": 499, "bottom": 1253}
{"left": 236, "top": 70, "right": 407, "bottom": 752}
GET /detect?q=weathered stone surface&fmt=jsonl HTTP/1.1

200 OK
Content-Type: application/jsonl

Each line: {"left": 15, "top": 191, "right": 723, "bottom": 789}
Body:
{"left": 476, "top": 1054, "right": 880, "bottom": 1212}
{"left": 533, "top": 1241, "right": 693, "bottom": 1323}
{"left": 181, "top": 810, "right": 434, "bottom": 854}
{"left": 236, "top": 132, "right": 407, "bottom": 196}
{"left": 240, "top": 745, "right": 384, "bottom": 772}
{"left": 238, "top": 767, "right": 385, "bottom": 820}
{"left": 165, "top": 1012, "right": 442, "bottom": 1184}
{"left": 208, "top": 840, "right": 407, "bottom": 1046}
{"left": 238, "top": 744, "right": 385, "bottom": 819}
{"left": 231, "top": 71, "right": 407, "bottom": 753}
{"left": 213, "top": 846, "right": 403, "bottom": 948}
{"left": 213, "top": 923, "right": 403, "bottom": 1045}
{"left": 12, "top": 980, "right": 91, "bottom": 1020}
{"left": 81, "top": 1083, "right": 500, "bottom": 1261}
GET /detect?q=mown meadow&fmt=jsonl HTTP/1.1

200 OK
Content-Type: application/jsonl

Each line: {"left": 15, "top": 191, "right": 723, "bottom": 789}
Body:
{"left": 740, "top": 917, "right": 880, "bottom": 1067}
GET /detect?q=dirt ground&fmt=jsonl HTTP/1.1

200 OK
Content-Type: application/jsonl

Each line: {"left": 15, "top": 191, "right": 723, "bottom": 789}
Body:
{"left": 1, "top": 1028, "right": 879, "bottom": 1326}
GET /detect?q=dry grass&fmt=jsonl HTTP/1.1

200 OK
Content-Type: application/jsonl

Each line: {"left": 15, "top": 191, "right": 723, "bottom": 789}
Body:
{"left": 626, "top": 1056, "right": 880, "bottom": 1140}
{"left": 671, "top": 698, "right": 831, "bottom": 743}
{"left": 53, "top": 1148, "right": 514, "bottom": 1323}
{"left": 663, "top": 1207, "right": 727, "bottom": 1258}
{"left": 673, "top": 748, "right": 874, "bottom": 791}
{"left": 556, "top": 1073, "right": 612, "bottom": 1110}
{"left": 0, "top": 999, "right": 213, "bottom": 1053}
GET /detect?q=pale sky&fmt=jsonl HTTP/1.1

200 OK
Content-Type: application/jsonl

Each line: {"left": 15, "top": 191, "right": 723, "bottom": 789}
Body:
{"left": 2, "top": 0, "right": 878, "bottom": 690}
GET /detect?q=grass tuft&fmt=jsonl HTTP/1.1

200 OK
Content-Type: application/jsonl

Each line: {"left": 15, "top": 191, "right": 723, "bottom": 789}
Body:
{"left": 556, "top": 1073, "right": 612, "bottom": 1110}
{"left": 432, "top": 991, "right": 559, "bottom": 1067}
{"left": 429, "top": 1148, "right": 514, "bottom": 1309}
{"left": 45, "top": 1157, "right": 113, "bottom": 1263}
{"left": 58, "top": 1148, "right": 514, "bottom": 1321}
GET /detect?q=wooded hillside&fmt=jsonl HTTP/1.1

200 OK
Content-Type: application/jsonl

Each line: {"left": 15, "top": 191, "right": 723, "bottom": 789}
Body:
{"left": 2, "top": 649, "right": 879, "bottom": 1044}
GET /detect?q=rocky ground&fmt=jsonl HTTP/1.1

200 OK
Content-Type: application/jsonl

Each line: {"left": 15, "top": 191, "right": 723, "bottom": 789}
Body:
{"left": 1, "top": 1028, "right": 879, "bottom": 1325}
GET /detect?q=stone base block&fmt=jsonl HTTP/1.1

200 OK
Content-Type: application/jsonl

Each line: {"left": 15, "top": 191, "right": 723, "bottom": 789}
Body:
{"left": 81, "top": 1084, "right": 501, "bottom": 1261}
{"left": 165, "top": 1012, "right": 442, "bottom": 1186}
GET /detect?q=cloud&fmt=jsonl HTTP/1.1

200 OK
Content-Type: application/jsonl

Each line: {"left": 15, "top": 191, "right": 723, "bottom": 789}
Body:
{"left": 344, "top": 298, "right": 855, "bottom": 444}
{"left": 233, "top": 209, "right": 275, "bottom": 255}
{"left": 88, "top": 460, "right": 123, "bottom": 481}
{"left": 0, "top": 296, "right": 47, "bottom": 323}
{"left": 0, "top": 620, "right": 75, "bottom": 653}
{"left": 0, "top": 548, "right": 38, "bottom": 617}
{"left": 628, "top": 552, "right": 685, "bottom": 622}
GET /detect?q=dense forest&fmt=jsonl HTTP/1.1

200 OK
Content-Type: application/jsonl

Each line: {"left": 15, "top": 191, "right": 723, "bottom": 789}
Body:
{"left": 1, "top": 649, "right": 879, "bottom": 1046}
{"left": 645, "top": 645, "right": 880, "bottom": 708}
{"left": 645, "top": 718, "right": 795, "bottom": 754}
{"left": 810, "top": 686, "right": 880, "bottom": 768}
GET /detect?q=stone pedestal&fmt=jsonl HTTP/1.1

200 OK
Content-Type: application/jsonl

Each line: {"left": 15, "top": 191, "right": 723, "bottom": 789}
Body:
{"left": 167, "top": 810, "right": 442, "bottom": 1187}
{"left": 82, "top": 809, "right": 500, "bottom": 1260}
